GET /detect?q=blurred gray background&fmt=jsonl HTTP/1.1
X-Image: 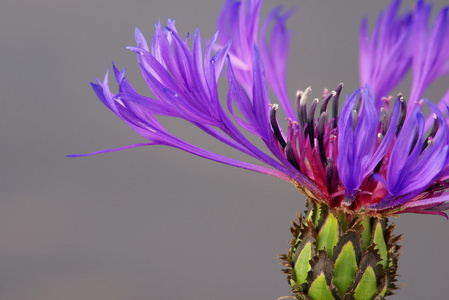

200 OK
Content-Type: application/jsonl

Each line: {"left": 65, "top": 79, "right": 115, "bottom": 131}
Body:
{"left": 1, "top": 0, "right": 448, "bottom": 299}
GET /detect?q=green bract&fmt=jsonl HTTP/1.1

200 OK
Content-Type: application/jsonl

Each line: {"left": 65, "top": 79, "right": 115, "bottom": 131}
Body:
{"left": 279, "top": 202, "right": 401, "bottom": 300}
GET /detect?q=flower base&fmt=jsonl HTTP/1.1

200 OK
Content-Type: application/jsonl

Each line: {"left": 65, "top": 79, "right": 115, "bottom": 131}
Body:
{"left": 279, "top": 201, "right": 401, "bottom": 300}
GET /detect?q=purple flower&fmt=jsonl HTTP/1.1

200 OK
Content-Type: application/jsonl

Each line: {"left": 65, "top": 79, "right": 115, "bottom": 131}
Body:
{"left": 71, "top": 0, "right": 449, "bottom": 217}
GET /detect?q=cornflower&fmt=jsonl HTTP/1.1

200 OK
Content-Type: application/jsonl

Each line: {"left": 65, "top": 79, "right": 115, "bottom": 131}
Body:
{"left": 71, "top": 0, "right": 449, "bottom": 298}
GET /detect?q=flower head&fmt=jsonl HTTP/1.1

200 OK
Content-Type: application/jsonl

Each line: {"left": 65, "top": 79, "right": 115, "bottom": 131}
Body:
{"left": 71, "top": 0, "right": 449, "bottom": 217}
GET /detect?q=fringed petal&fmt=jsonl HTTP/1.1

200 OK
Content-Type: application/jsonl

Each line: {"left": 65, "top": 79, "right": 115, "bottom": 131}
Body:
{"left": 409, "top": 2, "right": 449, "bottom": 108}
{"left": 359, "top": 0, "right": 413, "bottom": 110}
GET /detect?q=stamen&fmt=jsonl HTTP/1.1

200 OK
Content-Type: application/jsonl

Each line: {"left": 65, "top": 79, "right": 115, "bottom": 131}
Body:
{"left": 295, "top": 90, "right": 302, "bottom": 125}
{"left": 421, "top": 114, "right": 438, "bottom": 152}
{"left": 326, "top": 158, "right": 334, "bottom": 193}
{"left": 320, "top": 91, "right": 336, "bottom": 115}
{"left": 270, "top": 104, "right": 286, "bottom": 149}
{"left": 409, "top": 127, "right": 420, "bottom": 155}
{"left": 298, "top": 87, "right": 312, "bottom": 132}
{"left": 328, "top": 135, "right": 336, "bottom": 160}
{"left": 396, "top": 94, "right": 406, "bottom": 135}
{"left": 381, "top": 96, "right": 391, "bottom": 112}
{"left": 286, "top": 141, "right": 300, "bottom": 171}
{"left": 372, "top": 158, "right": 383, "bottom": 175}
{"left": 380, "top": 107, "right": 388, "bottom": 136}
{"left": 332, "top": 83, "right": 343, "bottom": 129}
{"left": 317, "top": 111, "right": 328, "bottom": 167}
{"left": 353, "top": 92, "right": 362, "bottom": 114}
{"left": 352, "top": 110, "right": 358, "bottom": 131}
{"left": 287, "top": 119, "right": 295, "bottom": 142}
{"left": 428, "top": 114, "right": 439, "bottom": 138}
{"left": 307, "top": 98, "right": 319, "bottom": 148}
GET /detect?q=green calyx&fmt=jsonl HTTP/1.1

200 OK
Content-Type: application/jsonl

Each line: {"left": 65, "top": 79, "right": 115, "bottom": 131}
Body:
{"left": 279, "top": 201, "right": 401, "bottom": 300}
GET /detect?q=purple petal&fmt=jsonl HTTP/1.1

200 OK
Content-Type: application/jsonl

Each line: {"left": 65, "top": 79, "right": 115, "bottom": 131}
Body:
{"left": 363, "top": 96, "right": 401, "bottom": 177}
{"left": 67, "top": 143, "right": 159, "bottom": 157}
{"left": 251, "top": 46, "right": 271, "bottom": 139}
{"left": 409, "top": 2, "right": 449, "bottom": 110}
{"left": 359, "top": 0, "right": 413, "bottom": 109}
{"left": 259, "top": 6, "right": 296, "bottom": 120}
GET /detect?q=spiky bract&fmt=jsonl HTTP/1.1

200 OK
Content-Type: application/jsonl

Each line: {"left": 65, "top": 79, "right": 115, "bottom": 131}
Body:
{"left": 279, "top": 202, "right": 401, "bottom": 300}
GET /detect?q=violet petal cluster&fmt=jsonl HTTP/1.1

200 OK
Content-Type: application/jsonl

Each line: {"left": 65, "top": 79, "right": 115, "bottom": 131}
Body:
{"left": 71, "top": 0, "right": 449, "bottom": 217}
